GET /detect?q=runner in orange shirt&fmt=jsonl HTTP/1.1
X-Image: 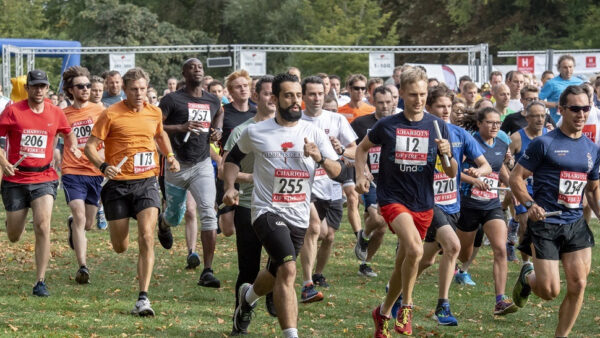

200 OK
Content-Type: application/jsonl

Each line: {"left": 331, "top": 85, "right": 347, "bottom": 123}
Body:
{"left": 337, "top": 74, "right": 375, "bottom": 123}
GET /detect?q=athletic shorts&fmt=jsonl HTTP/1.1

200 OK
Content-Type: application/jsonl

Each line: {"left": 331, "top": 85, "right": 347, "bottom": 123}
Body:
{"left": 456, "top": 206, "right": 504, "bottom": 232}
{"left": 62, "top": 174, "right": 103, "bottom": 206}
{"left": 424, "top": 206, "right": 459, "bottom": 243}
{"left": 1, "top": 180, "right": 58, "bottom": 212}
{"left": 362, "top": 184, "right": 377, "bottom": 210}
{"left": 253, "top": 212, "right": 306, "bottom": 277}
{"left": 0, "top": 137, "right": 6, "bottom": 151}
{"left": 518, "top": 217, "right": 594, "bottom": 260}
{"left": 101, "top": 177, "right": 161, "bottom": 221}
{"left": 341, "top": 166, "right": 355, "bottom": 188}
{"left": 474, "top": 226, "right": 485, "bottom": 248}
{"left": 313, "top": 198, "right": 344, "bottom": 230}
{"left": 379, "top": 202, "right": 433, "bottom": 240}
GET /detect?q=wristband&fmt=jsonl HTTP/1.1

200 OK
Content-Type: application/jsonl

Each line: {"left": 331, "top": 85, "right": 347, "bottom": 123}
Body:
{"left": 99, "top": 162, "right": 109, "bottom": 173}
{"left": 167, "top": 152, "right": 175, "bottom": 158}
{"left": 317, "top": 153, "right": 325, "bottom": 165}
{"left": 214, "top": 128, "right": 223, "bottom": 133}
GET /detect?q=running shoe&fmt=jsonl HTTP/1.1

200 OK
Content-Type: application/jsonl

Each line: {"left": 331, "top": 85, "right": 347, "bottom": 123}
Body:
{"left": 198, "top": 268, "right": 221, "bottom": 288}
{"left": 75, "top": 266, "right": 90, "bottom": 284}
{"left": 513, "top": 262, "right": 534, "bottom": 308}
{"left": 96, "top": 206, "right": 108, "bottom": 230}
{"left": 506, "top": 243, "right": 518, "bottom": 262}
{"left": 131, "top": 297, "right": 155, "bottom": 317}
{"left": 186, "top": 252, "right": 201, "bottom": 269}
{"left": 300, "top": 282, "right": 323, "bottom": 303}
{"left": 67, "top": 215, "right": 74, "bottom": 250}
{"left": 32, "top": 281, "right": 49, "bottom": 297}
{"left": 358, "top": 263, "right": 378, "bottom": 277}
{"left": 312, "top": 273, "right": 329, "bottom": 288}
{"left": 354, "top": 229, "right": 369, "bottom": 261}
{"left": 454, "top": 271, "right": 476, "bottom": 286}
{"left": 265, "top": 292, "right": 277, "bottom": 317}
{"left": 157, "top": 213, "right": 173, "bottom": 250}
{"left": 232, "top": 283, "right": 256, "bottom": 334}
{"left": 394, "top": 305, "right": 413, "bottom": 335}
{"left": 494, "top": 296, "right": 518, "bottom": 315}
{"left": 434, "top": 303, "right": 458, "bottom": 326}
{"left": 372, "top": 305, "right": 392, "bottom": 338}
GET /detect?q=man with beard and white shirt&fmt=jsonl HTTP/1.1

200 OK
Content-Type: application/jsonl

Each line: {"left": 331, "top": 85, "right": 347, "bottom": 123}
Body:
{"left": 224, "top": 73, "right": 352, "bottom": 337}
{"left": 298, "top": 76, "right": 358, "bottom": 302}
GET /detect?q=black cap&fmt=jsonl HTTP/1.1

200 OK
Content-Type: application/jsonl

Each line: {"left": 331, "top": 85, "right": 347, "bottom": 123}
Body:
{"left": 27, "top": 70, "right": 50, "bottom": 86}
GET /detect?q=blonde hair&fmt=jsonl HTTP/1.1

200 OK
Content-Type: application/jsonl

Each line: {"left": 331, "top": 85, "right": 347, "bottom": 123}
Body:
{"left": 225, "top": 69, "right": 251, "bottom": 92}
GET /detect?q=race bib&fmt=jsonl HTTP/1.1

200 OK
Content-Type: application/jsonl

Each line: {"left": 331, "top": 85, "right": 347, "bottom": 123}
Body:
{"left": 369, "top": 146, "right": 381, "bottom": 174}
{"left": 188, "top": 103, "right": 211, "bottom": 133}
{"left": 133, "top": 152, "right": 156, "bottom": 174}
{"left": 314, "top": 167, "right": 327, "bottom": 181}
{"left": 272, "top": 169, "right": 309, "bottom": 207}
{"left": 558, "top": 171, "right": 587, "bottom": 208}
{"left": 395, "top": 128, "right": 429, "bottom": 166}
{"left": 433, "top": 172, "right": 457, "bottom": 205}
{"left": 471, "top": 172, "right": 499, "bottom": 201}
{"left": 20, "top": 129, "right": 48, "bottom": 158}
{"left": 583, "top": 124, "right": 596, "bottom": 143}
{"left": 72, "top": 118, "right": 93, "bottom": 148}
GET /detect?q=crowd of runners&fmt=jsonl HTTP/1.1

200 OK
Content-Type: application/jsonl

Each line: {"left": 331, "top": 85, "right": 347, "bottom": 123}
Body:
{"left": 0, "top": 53, "right": 598, "bottom": 337}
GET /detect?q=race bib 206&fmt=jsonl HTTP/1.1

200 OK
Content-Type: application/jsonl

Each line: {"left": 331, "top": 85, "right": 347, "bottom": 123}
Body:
{"left": 20, "top": 129, "right": 48, "bottom": 158}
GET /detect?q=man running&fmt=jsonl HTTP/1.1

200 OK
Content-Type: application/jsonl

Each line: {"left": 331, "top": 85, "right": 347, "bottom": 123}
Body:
{"left": 355, "top": 67, "right": 457, "bottom": 336}
{"left": 511, "top": 85, "right": 600, "bottom": 337}
{"left": 85, "top": 67, "right": 180, "bottom": 316}
{"left": 0, "top": 69, "right": 80, "bottom": 297}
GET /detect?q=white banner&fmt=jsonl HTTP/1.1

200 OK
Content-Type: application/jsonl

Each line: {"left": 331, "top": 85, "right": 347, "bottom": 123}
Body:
{"left": 516, "top": 53, "right": 600, "bottom": 77}
{"left": 369, "top": 53, "right": 394, "bottom": 77}
{"left": 109, "top": 53, "right": 135, "bottom": 76}
{"left": 240, "top": 51, "right": 266, "bottom": 76}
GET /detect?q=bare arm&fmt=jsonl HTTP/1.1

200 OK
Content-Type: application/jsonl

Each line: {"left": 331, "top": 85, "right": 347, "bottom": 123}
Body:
{"left": 585, "top": 180, "right": 600, "bottom": 219}
{"left": 61, "top": 131, "right": 82, "bottom": 159}
{"left": 218, "top": 150, "right": 253, "bottom": 183}
{"left": 354, "top": 136, "right": 374, "bottom": 194}
{"left": 509, "top": 163, "right": 546, "bottom": 221}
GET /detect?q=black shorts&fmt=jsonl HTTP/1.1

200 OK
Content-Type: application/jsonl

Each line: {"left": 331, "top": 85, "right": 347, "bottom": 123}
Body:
{"left": 474, "top": 226, "right": 485, "bottom": 248}
{"left": 518, "top": 217, "right": 594, "bottom": 260}
{"left": 313, "top": 198, "right": 344, "bottom": 230}
{"left": 1, "top": 180, "right": 58, "bottom": 211}
{"left": 342, "top": 165, "right": 356, "bottom": 187}
{"left": 456, "top": 206, "right": 504, "bottom": 232}
{"left": 252, "top": 212, "right": 306, "bottom": 277}
{"left": 424, "top": 206, "right": 459, "bottom": 243}
{"left": 100, "top": 177, "right": 161, "bottom": 221}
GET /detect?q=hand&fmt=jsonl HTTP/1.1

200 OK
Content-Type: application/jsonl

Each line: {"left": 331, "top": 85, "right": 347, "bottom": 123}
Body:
{"left": 223, "top": 188, "right": 240, "bottom": 206}
{"left": 210, "top": 128, "right": 222, "bottom": 142}
{"left": 104, "top": 165, "right": 120, "bottom": 179}
{"left": 329, "top": 136, "right": 343, "bottom": 154}
{"left": 464, "top": 167, "right": 483, "bottom": 178}
{"left": 545, "top": 122, "right": 554, "bottom": 131}
{"left": 1, "top": 160, "right": 15, "bottom": 176}
{"left": 527, "top": 203, "right": 546, "bottom": 222}
{"left": 182, "top": 121, "right": 204, "bottom": 134}
{"left": 355, "top": 177, "right": 370, "bottom": 194}
{"left": 472, "top": 178, "right": 490, "bottom": 191}
{"left": 364, "top": 170, "right": 374, "bottom": 182}
{"left": 303, "top": 137, "right": 322, "bottom": 162}
{"left": 504, "top": 148, "right": 515, "bottom": 167}
{"left": 435, "top": 138, "right": 451, "bottom": 158}
{"left": 70, "top": 146, "right": 82, "bottom": 159}
{"left": 167, "top": 156, "right": 180, "bottom": 173}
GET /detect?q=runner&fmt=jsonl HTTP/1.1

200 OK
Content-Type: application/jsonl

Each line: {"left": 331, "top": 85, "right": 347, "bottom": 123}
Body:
{"left": 157, "top": 58, "right": 223, "bottom": 286}
{"left": 510, "top": 85, "right": 600, "bottom": 337}
{"left": 455, "top": 107, "right": 518, "bottom": 316}
{"left": 85, "top": 67, "right": 180, "bottom": 316}
{"left": 0, "top": 69, "right": 80, "bottom": 297}
{"left": 337, "top": 74, "right": 375, "bottom": 122}
{"left": 355, "top": 67, "right": 457, "bottom": 336}
{"left": 60, "top": 66, "right": 105, "bottom": 284}
{"left": 224, "top": 73, "right": 350, "bottom": 337}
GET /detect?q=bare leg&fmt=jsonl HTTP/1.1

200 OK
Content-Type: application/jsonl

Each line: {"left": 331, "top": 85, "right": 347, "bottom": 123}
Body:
{"left": 136, "top": 207, "right": 158, "bottom": 292}
{"left": 344, "top": 185, "right": 362, "bottom": 233}
{"left": 555, "top": 248, "right": 591, "bottom": 337}
{"left": 31, "top": 195, "right": 54, "bottom": 281}
{"left": 300, "top": 204, "right": 320, "bottom": 282}
{"left": 483, "top": 219, "right": 508, "bottom": 296}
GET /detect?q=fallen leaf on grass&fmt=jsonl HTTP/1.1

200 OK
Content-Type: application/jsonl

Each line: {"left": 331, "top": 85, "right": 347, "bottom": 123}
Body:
{"left": 8, "top": 324, "right": 18, "bottom": 332}
{"left": 217, "top": 317, "right": 225, "bottom": 324}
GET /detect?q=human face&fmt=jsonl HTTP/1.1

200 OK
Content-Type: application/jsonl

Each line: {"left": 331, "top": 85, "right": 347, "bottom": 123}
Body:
{"left": 349, "top": 80, "right": 366, "bottom": 103}
{"left": 399, "top": 80, "right": 428, "bottom": 115}
{"left": 274, "top": 81, "right": 302, "bottom": 122}
{"left": 428, "top": 96, "right": 452, "bottom": 122}
{"left": 70, "top": 76, "right": 91, "bottom": 103}
{"left": 490, "top": 74, "right": 503, "bottom": 87}
{"left": 559, "top": 93, "right": 590, "bottom": 132}
{"left": 183, "top": 60, "right": 204, "bottom": 87}
{"left": 428, "top": 80, "right": 439, "bottom": 88}
{"left": 558, "top": 59, "right": 574, "bottom": 80}
{"left": 386, "top": 85, "right": 400, "bottom": 108}
{"left": 520, "top": 91, "right": 539, "bottom": 107}
{"left": 477, "top": 111, "right": 501, "bottom": 139}
{"left": 392, "top": 69, "right": 401, "bottom": 85}
{"left": 329, "top": 78, "right": 340, "bottom": 95}
{"left": 463, "top": 87, "right": 478, "bottom": 106}
{"left": 90, "top": 82, "right": 104, "bottom": 104}
{"left": 525, "top": 105, "right": 546, "bottom": 132}
{"left": 255, "top": 82, "right": 276, "bottom": 115}
{"left": 322, "top": 100, "right": 338, "bottom": 113}
{"left": 374, "top": 92, "right": 393, "bottom": 118}
{"left": 124, "top": 78, "right": 148, "bottom": 110}
{"left": 229, "top": 77, "right": 250, "bottom": 102}
{"left": 508, "top": 73, "right": 524, "bottom": 98}
{"left": 50, "top": 94, "right": 59, "bottom": 105}
{"left": 147, "top": 91, "right": 158, "bottom": 105}
{"left": 106, "top": 74, "right": 122, "bottom": 96}
{"left": 27, "top": 84, "right": 49, "bottom": 105}
{"left": 451, "top": 102, "right": 465, "bottom": 125}
{"left": 167, "top": 79, "right": 177, "bottom": 92}
{"left": 303, "top": 82, "right": 324, "bottom": 115}
{"left": 542, "top": 73, "right": 554, "bottom": 85}
{"left": 493, "top": 85, "right": 511, "bottom": 107}
{"left": 209, "top": 84, "right": 224, "bottom": 101}
{"left": 322, "top": 77, "right": 331, "bottom": 95}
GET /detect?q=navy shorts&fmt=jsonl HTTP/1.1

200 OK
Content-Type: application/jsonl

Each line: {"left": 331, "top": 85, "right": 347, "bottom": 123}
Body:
{"left": 62, "top": 174, "right": 103, "bottom": 206}
{"left": 362, "top": 184, "right": 377, "bottom": 210}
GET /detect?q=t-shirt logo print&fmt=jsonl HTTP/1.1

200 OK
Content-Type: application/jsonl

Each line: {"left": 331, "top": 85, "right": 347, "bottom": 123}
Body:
{"left": 281, "top": 142, "right": 294, "bottom": 164}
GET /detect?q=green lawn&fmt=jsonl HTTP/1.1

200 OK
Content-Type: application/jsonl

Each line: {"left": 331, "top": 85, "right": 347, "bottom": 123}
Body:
{"left": 1, "top": 190, "right": 600, "bottom": 337}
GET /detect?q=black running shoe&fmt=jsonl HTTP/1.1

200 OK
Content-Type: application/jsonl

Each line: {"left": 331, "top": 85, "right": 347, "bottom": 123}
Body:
{"left": 265, "top": 292, "right": 277, "bottom": 317}
{"left": 157, "top": 213, "right": 173, "bottom": 249}
{"left": 233, "top": 283, "right": 256, "bottom": 334}
{"left": 75, "top": 266, "right": 90, "bottom": 284}
{"left": 312, "top": 273, "right": 330, "bottom": 288}
{"left": 33, "top": 281, "right": 49, "bottom": 297}
{"left": 198, "top": 268, "right": 221, "bottom": 288}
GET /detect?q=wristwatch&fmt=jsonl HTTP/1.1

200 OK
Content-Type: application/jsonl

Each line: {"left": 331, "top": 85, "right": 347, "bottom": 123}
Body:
{"left": 338, "top": 145, "right": 345, "bottom": 156}
{"left": 524, "top": 200, "right": 536, "bottom": 210}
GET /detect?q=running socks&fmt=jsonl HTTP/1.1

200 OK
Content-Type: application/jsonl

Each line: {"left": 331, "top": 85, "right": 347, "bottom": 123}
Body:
{"left": 495, "top": 294, "right": 503, "bottom": 303}
{"left": 283, "top": 328, "right": 299, "bottom": 338}
{"left": 245, "top": 285, "right": 260, "bottom": 306}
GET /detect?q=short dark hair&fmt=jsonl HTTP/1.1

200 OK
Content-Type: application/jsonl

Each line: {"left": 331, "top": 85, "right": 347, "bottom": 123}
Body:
{"left": 273, "top": 73, "right": 299, "bottom": 98}
{"left": 459, "top": 75, "right": 472, "bottom": 83}
{"left": 507, "top": 70, "right": 523, "bottom": 82}
{"left": 463, "top": 107, "right": 500, "bottom": 132}
{"left": 541, "top": 70, "right": 554, "bottom": 79}
{"left": 328, "top": 74, "right": 341, "bottom": 82}
{"left": 301, "top": 76, "right": 324, "bottom": 95}
{"left": 520, "top": 84, "right": 539, "bottom": 97}
{"left": 372, "top": 86, "right": 392, "bottom": 100}
{"left": 559, "top": 85, "right": 589, "bottom": 107}
{"left": 106, "top": 70, "right": 121, "bottom": 79}
{"left": 489, "top": 71, "right": 502, "bottom": 81}
{"left": 255, "top": 75, "right": 274, "bottom": 95}
{"left": 427, "top": 86, "right": 454, "bottom": 107}
{"left": 207, "top": 80, "right": 223, "bottom": 91}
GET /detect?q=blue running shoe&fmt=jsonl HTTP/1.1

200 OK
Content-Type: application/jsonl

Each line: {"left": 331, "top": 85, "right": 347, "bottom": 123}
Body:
{"left": 454, "top": 271, "right": 476, "bottom": 286}
{"left": 96, "top": 206, "right": 108, "bottom": 230}
{"left": 434, "top": 303, "right": 458, "bottom": 326}
{"left": 186, "top": 252, "right": 201, "bottom": 269}
{"left": 385, "top": 284, "right": 403, "bottom": 319}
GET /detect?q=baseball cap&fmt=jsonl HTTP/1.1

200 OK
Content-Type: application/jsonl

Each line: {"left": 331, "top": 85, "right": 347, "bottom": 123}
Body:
{"left": 27, "top": 70, "right": 50, "bottom": 86}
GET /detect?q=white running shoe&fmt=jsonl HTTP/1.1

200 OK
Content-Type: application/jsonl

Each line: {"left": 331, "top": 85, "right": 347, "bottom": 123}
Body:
{"left": 131, "top": 298, "right": 155, "bottom": 317}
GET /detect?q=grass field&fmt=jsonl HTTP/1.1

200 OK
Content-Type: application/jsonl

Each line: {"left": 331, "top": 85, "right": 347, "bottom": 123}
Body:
{"left": 1, "top": 190, "right": 600, "bottom": 337}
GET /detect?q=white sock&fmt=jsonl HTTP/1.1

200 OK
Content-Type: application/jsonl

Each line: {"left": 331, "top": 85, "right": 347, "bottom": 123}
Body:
{"left": 283, "top": 328, "right": 298, "bottom": 338}
{"left": 244, "top": 285, "right": 260, "bottom": 305}
{"left": 362, "top": 230, "right": 371, "bottom": 240}
{"left": 303, "top": 280, "right": 312, "bottom": 287}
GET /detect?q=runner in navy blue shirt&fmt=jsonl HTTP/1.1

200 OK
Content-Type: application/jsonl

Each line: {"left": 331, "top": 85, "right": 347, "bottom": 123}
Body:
{"left": 510, "top": 85, "right": 600, "bottom": 338}
{"left": 355, "top": 68, "right": 457, "bottom": 336}
{"left": 455, "top": 107, "right": 518, "bottom": 316}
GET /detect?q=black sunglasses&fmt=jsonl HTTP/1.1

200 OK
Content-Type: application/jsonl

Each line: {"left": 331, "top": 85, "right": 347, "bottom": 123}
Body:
{"left": 352, "top": 86, "right": 366, "bottom": 91}
{"left": 73, "top": 83, "right": 92, "bottom": 90}
{"left": 564, "top": 105, "right": 591, "bottom": 113}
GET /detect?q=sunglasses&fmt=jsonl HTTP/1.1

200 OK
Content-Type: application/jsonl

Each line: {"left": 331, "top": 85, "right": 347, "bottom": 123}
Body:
{"left": 73, "top": 83, "right": 92, "bottom": 90}
{"left": 564, "top": 105, "right": 591, "bottom": 113}
{"left": 352, "top": 86, "right": 366, "bottom": 91}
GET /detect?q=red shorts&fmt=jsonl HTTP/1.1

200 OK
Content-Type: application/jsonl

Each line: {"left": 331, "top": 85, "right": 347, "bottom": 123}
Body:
{"left": 379, "top": 203, "right": 433, "bottom": 240}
